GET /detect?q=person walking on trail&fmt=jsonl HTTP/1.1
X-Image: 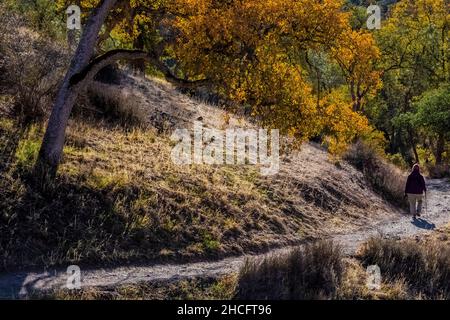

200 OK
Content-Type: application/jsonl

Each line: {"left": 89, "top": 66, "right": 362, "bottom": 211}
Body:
{"left": 405, "top": 163, "right": 427, "bottom": 219}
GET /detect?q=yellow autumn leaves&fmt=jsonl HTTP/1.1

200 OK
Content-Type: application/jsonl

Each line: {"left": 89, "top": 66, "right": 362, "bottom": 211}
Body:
{"left": 172, "top": 0, "right": 381, "bottom": 154}
{"left": 56, "top": 0, "right": 401, "bottom": 155}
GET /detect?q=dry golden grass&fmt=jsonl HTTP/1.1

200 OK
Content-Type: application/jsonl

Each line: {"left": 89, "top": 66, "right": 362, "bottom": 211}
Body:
{"left": 0, "top": 111, "right": 396, "bottom": 271}
{"left": 33, "top": 245, "right": 423, "bottom": 300}
{"left": 235, "top": 241, "right": 344, "bottom": 300}
{"left": 358, "top": 236, "right": 450, "bottom": 299}
{"left": 28, "top": 230, "right": 450, "bottom": 300}
{"left": 338, "top": 259, "right": 409, "bottom": 300}
{"left": 420, "top": 223, "right": 450, "bottom": 244}
{"left": 0, "top": 118, "right": 311, "bottom": 270}
{"left": 345, "top": 141, "right": 407, "bottom": 207}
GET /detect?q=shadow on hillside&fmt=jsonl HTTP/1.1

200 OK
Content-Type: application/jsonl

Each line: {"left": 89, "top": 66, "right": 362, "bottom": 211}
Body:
{"left": 0, "top": 175, "right": 147, "bottom": 270}
{"left": 0, "top": 171, "right": 231, "bottom": 272}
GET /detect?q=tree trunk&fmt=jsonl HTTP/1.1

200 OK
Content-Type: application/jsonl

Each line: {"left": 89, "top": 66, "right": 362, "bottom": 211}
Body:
{"left": 407, "top": 128, "right": 420, "bottom": 164}
{"left": 131, "top": 31, "right": 146, "bottom": 76}
{"left": 35, "top": 0, "right": 118, "bottom": 180}
{"left": 435, "top": 133, "right": 445, "bottom": 165}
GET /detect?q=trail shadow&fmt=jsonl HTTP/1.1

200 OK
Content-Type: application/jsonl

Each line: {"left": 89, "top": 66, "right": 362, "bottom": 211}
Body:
{"left": 411, "top": 217, "right": 436, "bottom": 230}
{"left": 427, "top": 179, "right": 450, "bottom": 192}
{"left": 0, "top": 274, "right": 26, "bottom": 299}
{"left": 0, "top": 271, "right": 55, "bottom": 299}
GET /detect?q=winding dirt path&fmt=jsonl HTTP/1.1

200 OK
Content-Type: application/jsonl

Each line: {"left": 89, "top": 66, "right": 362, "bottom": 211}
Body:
{"left": 1, "top": 179, "right": 449, "bottom": 299}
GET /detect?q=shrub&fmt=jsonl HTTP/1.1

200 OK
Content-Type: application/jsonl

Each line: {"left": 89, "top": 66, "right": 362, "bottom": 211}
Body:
{"left": 2, "top": 0, "right": 65, "bottom": 38}
{"left": 235, "top": 241, "right": 344, "bottom": 300}
{"left": 388, "top": 153, "right": 408, "bottom": 170}
{"left": 0, "top": 8, "right": 68, "bottom": 125}
{"left": 426, "top": 164, "right": 449, "bottom": 179}
{"left": 77, "top": 83, "right": 148, "bottom": 129}
{"left": 344, "top": 140, "right": 406, "bottom": 206}
{"left": 359, "top": 238, "right": 450, "bottom": 299}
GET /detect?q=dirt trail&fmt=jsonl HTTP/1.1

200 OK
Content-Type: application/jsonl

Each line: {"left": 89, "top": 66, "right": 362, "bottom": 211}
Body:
{"left": 333, "top": 179, "right": 450, "bottom": 253}
{"left": 1, "top": 179, "right": 449, "bottom": 299}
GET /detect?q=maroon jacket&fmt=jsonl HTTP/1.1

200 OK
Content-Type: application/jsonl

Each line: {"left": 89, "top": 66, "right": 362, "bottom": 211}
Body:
{"left": 405, "top": 170, "right": 426, "bottom": 195}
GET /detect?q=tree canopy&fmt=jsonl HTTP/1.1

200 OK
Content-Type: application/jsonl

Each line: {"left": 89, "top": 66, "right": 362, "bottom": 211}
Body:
{"left": 3, "top": 0, "right": 445, "bottom": 176}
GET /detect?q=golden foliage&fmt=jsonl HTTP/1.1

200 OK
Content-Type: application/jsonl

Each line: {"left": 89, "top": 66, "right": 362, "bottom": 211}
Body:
{"left": 57, "top": 0, "right": 386, "bottom": 154}
{"left": 172, "top": 0, "right": 381, "bottom": 152}
{"left": 331, "top": 29, "right": 382, "bottom": 112}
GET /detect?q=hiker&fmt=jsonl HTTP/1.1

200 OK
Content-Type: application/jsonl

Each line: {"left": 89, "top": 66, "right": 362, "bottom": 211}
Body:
{"left": 405, "top": 163, "right": 427, "bottom": 219}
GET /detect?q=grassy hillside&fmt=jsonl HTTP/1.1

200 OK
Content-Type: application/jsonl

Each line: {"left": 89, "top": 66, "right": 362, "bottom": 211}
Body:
{"left": 0, "top": 71, "right": 401, "bottom": 271}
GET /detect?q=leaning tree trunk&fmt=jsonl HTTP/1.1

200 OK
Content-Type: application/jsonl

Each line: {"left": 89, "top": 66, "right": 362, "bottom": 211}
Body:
{"left": 35, "top": 0, "right": 118, "bottom": 180}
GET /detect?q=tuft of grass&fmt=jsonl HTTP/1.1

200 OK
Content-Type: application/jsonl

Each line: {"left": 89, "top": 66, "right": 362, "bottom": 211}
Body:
{"left": 13, "top": 124, "right": 41, "bottom": 170}
{"left": 426, "top": 164, "right": 450, "bottom": 179}
{"left": 359, "top": 237, "right": 450, "bottom": 299}
{"left": 337, "top": 259, "right": 409, "bottom": 300}
{"left": 202, "top": 232, "right": 221, "bottom": 252}
{"left": 76, "top": 83, "right": 148, "bottom": 130}
{"left": 235, "top": 241, "right": 344, "bottom": 300}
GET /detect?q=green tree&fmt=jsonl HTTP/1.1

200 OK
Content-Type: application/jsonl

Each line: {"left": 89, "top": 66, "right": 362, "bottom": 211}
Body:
{"left": 368, "top": 0, "right": 449, "bottom": 163}
{"left": 413, "top": 85, "right": 450, "bottom": 164}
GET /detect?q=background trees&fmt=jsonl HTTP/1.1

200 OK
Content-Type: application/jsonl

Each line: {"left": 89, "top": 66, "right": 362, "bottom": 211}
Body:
{"left": 413, "top": 85, "right": 450, "bottom": 165}
{"left": 366, "top": 0, "right": 449, "bottom": 167}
